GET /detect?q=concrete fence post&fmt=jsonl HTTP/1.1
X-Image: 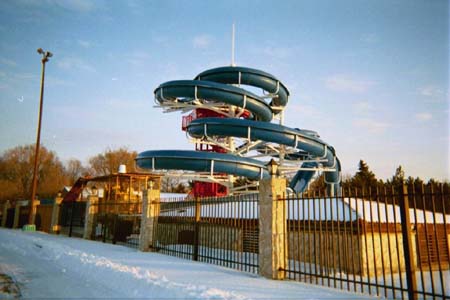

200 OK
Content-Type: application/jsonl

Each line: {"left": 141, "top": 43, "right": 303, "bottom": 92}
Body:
{"left": 50, "top": 195, "right": 63, "bottom": 234}
{"left": 139, "top": 187, "right": 160, "bottom": 252}
{"left": 193, "top": 197, "right": 201, "bottom": 261}
{"left": 258, "top": 172, "right": 287, "bottom": 280}
{"left": 399, "top": 184, "right": 417, "bottom": 300}
{"left": 13, "top": 201, "right": 22, "bottom": 229}
{"left": 83, "top": 195, "right": 99, "bottom": 239}
{"left": 1, "top": 200, "right": 10, "bottom": 227}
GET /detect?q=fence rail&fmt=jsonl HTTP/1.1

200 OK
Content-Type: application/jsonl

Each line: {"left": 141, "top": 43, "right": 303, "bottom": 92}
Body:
{"left": 154, "top": 194, "right": 259, "bottom": 274}
{"left": 90, "top": 201, "right": 142, "bottom": 248}
{"left": 60, "top": 202, "right": 86, "bottom": 237}
{"left": 7, "top": 182, "right": 447, "bottom": 299}
{"left": 282, "top": 184, "right": 449, "bottom": 300}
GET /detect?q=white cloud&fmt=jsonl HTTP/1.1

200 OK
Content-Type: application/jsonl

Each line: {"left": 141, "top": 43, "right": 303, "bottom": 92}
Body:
{"left": 415, "top": 112, "right": 432, "bottom": 122}
{"left": 418, "top": 85, "right": 444, "bottom": 97}
{"left": 13, "top": 73, "right": 36, "bottom": 80}
{"left": 248, "top": 45, "right": 299, "bottom": 60}
{"left": 192, "top": 34, "right": 213, "bottom": 49}
{"left": 353, "top": 118, "right": 389, "bottom": 134}
{"left": 57, "top": 57, "right": 96, "bottom": 72}
{"left": 49, "top": 0, "right": 97, "bottom": 13}
{"left": 261, "top": 46, "right": 294, "bottom": 59}
{"left": 360, "top": 33, "right": 378, "bottom": 44}
{"left": 325, "top": 74, "right": 376, "bottom": 93}
{"left": 353, "top": 101, "right": 373, "bottom": 114}
{"left": 77, "top": 40, "right": 91, "bottom": 48}
{"left": 289, "top": 104, "right": 320, "bottom": 116}
{"left": 15, "top": 0, "right": 99, "bottom": 13}
{"left": 0, "top": 58, "right": 17, "bottom": 67}
{"left": 152, "top": 36, "right": 170, "bottom": 47}
{"left": 46, "top": 76, "right": 75, "bottom": 87}
{"left": 126, "top": 50, "right": 151, "bottom": 66}
{"left": 127, "top": 0, "right": 143, "bottom": 15}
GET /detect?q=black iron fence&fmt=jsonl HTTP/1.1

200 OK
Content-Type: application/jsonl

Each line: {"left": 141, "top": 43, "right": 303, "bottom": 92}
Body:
{"left": 282, "top": 184, "right": 449, "bottom": 300}
{"left": 47, "top": 182, "right": 449, "bottom": 300}
{"left": 154, "top": 194, "right": 259, "bottom": 273}
{"left": 4, "top": 207, "right": 16, "bottom": 228}
{"left": 91, "top": 201, "right": 142, "bottom": 248}
{"left": 60, "top": 201, "right": 86, "bottom": 237}
{"left": 3, "top": 207, "right": 29, "bottom": 228}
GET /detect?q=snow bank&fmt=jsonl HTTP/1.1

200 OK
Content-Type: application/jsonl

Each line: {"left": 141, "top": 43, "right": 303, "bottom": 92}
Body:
{"left": 0, "top": 228, "right": 372, "bottom": 299}
{"left": 0, "top": 230, "right": 244, "bottom": 299}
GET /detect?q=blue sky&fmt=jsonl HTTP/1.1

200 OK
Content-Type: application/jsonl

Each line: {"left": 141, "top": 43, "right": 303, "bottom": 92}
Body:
{"left": 0, "top": 0, "right": 448, "bottom": 181}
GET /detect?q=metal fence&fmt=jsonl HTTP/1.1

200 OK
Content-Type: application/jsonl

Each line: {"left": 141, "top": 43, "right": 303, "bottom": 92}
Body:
{"left": 90, "top": 201, "right": 142, "bottom": 248}
{"left": 154, "top": 194, "right": 259, "bottom": 273}
{"left": 53, "top": 182, "right": 448, "bottom": 300}
{"left": 3, "top": 207, "right": 29, "bottom": 228}
{"left": 282, "top": 184, "right": 449, "bottom": 300}
{"left": 60, "top": 202, "right": 86, "bottom": 237}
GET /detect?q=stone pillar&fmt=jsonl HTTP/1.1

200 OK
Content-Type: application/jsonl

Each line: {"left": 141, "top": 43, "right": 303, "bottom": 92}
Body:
{"left": 83, "top": 195, "right": 99, "bottom": 239}
{"left": 1, "top": 200, "right": 10, "bottom": 227}
{"left": 13, "top": 201, "right": 22, "bottom": 229}
{"left": 139, "top": 188, "right": 160, "bottom": 252}
{"left": 258, "top": 174, "right": 287, "bottom": 280}
{"left": 50, "top": 195, "right": 63, "bottom": 234}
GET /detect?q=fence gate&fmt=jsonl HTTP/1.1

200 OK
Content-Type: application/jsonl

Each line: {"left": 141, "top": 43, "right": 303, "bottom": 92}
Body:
{"left": 91, "top": 201, "right": 142, "bottom": 248}
{"left": 60, "top": 201, "right": 86, "bottom": 237}
{"left": 281, "top": 184, "right": 449, "bottom": 300}
{"left": 154, "top": 194, "right": 259, "bottom": 274}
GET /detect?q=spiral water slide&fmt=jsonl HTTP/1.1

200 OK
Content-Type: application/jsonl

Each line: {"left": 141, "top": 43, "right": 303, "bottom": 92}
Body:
{"left": 136, "top": 66, "right": 341, "bottom": 195}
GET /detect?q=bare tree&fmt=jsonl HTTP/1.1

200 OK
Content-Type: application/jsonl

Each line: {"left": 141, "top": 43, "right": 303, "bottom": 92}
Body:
{"left": 65, "top": 159, "right": 87, "bottom": 185}
{"left": 88, "top": 147, "right": 137, "bottom": 176}
{"left": 0, "top": 144, "right": 66, "bottom": 201}
{"left": 160, "top": 176, "right": 178, "bottom": 193}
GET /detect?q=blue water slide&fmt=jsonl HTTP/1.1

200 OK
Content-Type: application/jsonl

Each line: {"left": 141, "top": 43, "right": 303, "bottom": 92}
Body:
{"left": 154, "top": 80, "right": 273, "bottom": 122}
{"left": 136, "top": 150, "right": 269, "bottom": 181}
{"left": 195, "top": 66, "right": 290, "bottom": 108}
{"left": 187, "top": 117, "right": 340, "bottom": 193}
{"left": 139, "top": 66, "right": 341, "bottom": 195}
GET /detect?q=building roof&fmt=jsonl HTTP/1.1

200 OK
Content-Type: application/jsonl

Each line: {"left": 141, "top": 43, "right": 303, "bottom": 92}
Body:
{"left": 161, "top": 196, "right": 450, "bottom": 224}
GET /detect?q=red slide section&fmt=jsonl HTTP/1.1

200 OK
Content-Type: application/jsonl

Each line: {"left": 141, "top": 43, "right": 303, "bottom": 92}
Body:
{"left": 62, "top": 177, "right": 89, "bottom": 202}
{"left": 183, "top": 109, "right": 228, "bottom": 197}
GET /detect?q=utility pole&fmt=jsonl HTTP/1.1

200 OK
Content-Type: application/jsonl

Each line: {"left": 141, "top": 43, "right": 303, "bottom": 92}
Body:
{"left": 28, "top": 48, "right": 52, "bottom": 226}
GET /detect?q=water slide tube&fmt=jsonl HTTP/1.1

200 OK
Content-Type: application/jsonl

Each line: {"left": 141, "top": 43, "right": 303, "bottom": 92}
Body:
{"left": 136, "top": 66, "right": 341, "bottom": 194}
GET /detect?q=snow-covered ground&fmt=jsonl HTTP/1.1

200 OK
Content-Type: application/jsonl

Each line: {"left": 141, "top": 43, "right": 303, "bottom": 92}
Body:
{"left": 0, "top": 228, "right": 375, "bottom": 299}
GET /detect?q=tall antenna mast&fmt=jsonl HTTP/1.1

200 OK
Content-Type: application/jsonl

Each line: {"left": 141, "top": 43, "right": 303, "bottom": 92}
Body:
{"left": 231, "top": 23, "right": 236, "bottom": 67}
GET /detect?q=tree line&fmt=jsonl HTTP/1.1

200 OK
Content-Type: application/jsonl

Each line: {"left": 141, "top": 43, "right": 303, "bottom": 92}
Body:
{"left": 0, "top": 144, "right": 138, "bottom": 202}
{"left": 309, "top": 159, "right": 449, "bottom": 192}
{"left": 0, "top": 144, "right": 448, "bottom": 203}
{"left": 308, "top": 159, "right": 450, "bottom": 213}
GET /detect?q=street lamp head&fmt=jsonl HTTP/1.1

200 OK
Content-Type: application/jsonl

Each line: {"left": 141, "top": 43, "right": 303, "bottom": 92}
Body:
{"left": 37, "top": 48, "right": 53, "bottom": 62}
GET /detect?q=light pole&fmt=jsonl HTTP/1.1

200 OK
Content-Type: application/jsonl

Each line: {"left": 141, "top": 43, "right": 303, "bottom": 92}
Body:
{"left": 28, "top": 48, "right": 52, "bottom": 226}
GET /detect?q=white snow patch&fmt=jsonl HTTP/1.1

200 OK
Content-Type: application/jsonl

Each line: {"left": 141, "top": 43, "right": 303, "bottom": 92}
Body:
{"left": 0, "top": 228, "right": 372, "bottom": 299}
